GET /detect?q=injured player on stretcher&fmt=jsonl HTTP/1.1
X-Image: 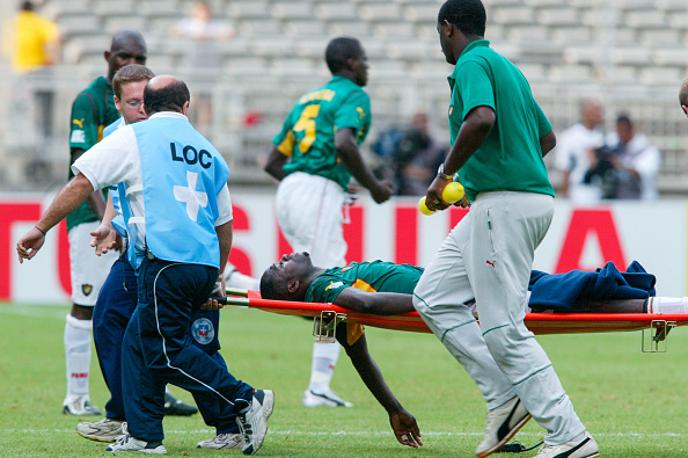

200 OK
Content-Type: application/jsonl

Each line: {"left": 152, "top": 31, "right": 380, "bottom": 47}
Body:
{"left": 258, "top": 252, "right": 688, "bottom": 449}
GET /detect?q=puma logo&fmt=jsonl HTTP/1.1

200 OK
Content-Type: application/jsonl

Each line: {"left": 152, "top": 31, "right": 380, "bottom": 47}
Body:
{"left": 486, "top": 260, "right": 496, "bottom": 269}
{"left": 72, "top": 118, "right": 85, "bottom": 128}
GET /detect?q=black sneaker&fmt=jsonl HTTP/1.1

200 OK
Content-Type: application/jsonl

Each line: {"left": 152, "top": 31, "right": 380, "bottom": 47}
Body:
{"left": 163, "top": 393, "right": 198, "bottom": 416}
{"left": 236, "top": 390, "right": 274, "bottom": 455}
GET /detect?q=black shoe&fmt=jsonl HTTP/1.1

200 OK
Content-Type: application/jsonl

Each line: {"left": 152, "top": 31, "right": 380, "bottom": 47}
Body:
{"left": 164, "top": 393, "right": 198, "bottom": 416}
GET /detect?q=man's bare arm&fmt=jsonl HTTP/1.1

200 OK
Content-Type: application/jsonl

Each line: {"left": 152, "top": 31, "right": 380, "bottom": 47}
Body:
{"left": 264, "top": 147, "right": 288, "bottom": 181}
{"left": 335, "top": 326, "right": 422, "bottom": 448}
{"left": 540, "top": 130, "right": 557, "bottom": 157}
{"left": 39, "top": 174, "right": 94, "bottom": 232}
{"left": 335, "top": 287, "right": 414, "bottom": 315}
{"left": 215, "top": 221, "right": 233, "bottom": 277}
{"left": 17, "top": 174, "right": 94, "bottom": 262}
{"left": 335, "top": 128, "right": 391, "bottom": 203}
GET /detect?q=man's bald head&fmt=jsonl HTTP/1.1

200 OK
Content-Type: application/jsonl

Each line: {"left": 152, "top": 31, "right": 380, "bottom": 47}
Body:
{"left": 679, "top": 79, "right": 688, "bottom": 117}
{"left": 144, "top": 75, "right": 191, "bottom": 116}
{"left": 580, "top": 98, "right": 604, "bottom": 130}
{"left": 105, "top": 31, "right": 147, "bottom": 81}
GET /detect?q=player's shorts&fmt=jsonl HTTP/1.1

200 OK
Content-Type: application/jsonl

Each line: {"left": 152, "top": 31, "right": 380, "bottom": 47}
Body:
{"left": 276, "top": 172, "right": 347, "bottom": 267}
{"left": 69, "top": 221, "right": 118, "bottom": 306}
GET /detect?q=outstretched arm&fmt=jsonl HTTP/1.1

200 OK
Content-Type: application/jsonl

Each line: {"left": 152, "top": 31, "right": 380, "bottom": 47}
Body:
{"left": 17, "top": 174, "right": 94, "bottom": 262}
{"left": 335, "top": 325, "right": 422, "bottom": 448}
{"left": 334, "top": 287, "right": 414, "bottom": 315}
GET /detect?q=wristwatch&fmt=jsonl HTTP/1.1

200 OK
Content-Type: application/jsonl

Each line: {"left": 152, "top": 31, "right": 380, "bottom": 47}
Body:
{"left": 437, "top": 163, "right": 453, "bottom": 181}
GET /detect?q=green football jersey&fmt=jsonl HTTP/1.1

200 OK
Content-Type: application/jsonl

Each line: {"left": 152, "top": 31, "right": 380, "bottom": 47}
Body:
{"left": 305, "top": 261, "right": 423, "bottom": 304}
{"left": 272, "top": 75, "right": 372, "bottom": 190}
{"left": 66, "top": 76, "right": 120, "bottom": 231}
{"left": 447, "top": 40, "right": 554, "bottom": 202}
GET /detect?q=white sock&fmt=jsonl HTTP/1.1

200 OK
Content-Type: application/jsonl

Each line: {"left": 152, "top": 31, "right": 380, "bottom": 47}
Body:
{"left": 649, "top": 297, "right": 688, "bottom": 314}
{"left": 64, "top": 314, "right": 92, "bottom": 401}
{"left": 308, "top": 341, "right": 340, "bottom": 393}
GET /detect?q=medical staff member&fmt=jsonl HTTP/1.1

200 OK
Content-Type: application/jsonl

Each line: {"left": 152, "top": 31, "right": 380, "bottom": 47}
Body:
{"left": 413, "top": 2, "right": 597, "bottom": 458}
{"left": 16, "top": 75, "right": 273, "bottom": 456}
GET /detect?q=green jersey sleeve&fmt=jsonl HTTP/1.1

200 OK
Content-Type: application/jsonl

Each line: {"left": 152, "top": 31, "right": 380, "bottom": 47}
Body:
{"left": 308, "top": 275, "right": 349, "bottom": 304}
{"left": 334, "top": 90, "right": 371, "bottom": 137}
{"left": 69, "top": 93, "right": 100, "bottom": 152}
{"left": 534, "top": 100, "right": 553, "bottom": 139}
{"left": 272, "top": 108, "right": 297, "bottom": 156}
{"left": 456, "top": 61, "right": 496, "bottom": 120}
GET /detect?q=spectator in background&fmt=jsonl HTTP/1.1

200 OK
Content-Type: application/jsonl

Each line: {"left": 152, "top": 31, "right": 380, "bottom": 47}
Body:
{"left": 604, "top": 114, "right": 660, "bottom": 200}
{"left": 679, "top": 79, "right": 688, "bottom": 118}
{"left": 554, "top": 99, "right": 605, "bottom": 203}
{"left": 170, "top": 1, "right": 234, "bottom": 134}
{"left": 371, "top": 114, "right": 446, "bottom": 195}
{"left": 393, "top": 113, "right": 446, "bottom": 196}
{"left": 3, "top": 0, "right": 60, "bottom": 141}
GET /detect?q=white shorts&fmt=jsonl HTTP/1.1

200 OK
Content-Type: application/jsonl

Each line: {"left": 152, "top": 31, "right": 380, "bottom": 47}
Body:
{"left": 68, "top": 221, "right": 118, "bottom": 306}
{"left": 276, "top": 172, "right": 347, "bottom": 267}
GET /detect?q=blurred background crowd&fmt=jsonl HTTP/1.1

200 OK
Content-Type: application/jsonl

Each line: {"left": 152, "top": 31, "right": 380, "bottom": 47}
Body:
{"left": 1, "top": 0, "right": 687, "bottom": 201}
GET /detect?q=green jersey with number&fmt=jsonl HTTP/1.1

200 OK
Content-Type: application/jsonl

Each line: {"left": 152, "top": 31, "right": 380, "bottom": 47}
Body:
{"left": 272, "top": 75, "right": 372, "bottom": 190}
{"left": 447, "top": 39, "right": 554, "bottom": 202}
{"left": 67, "top": 76, "right": 120, "bottom": 231}
{"left": 305, "top": 261, "right": 423, "bottom": 303}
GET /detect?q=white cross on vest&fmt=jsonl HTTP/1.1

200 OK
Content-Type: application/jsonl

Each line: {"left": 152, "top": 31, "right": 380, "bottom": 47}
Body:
{"left": 173, "top": 171, "right": 208, "bottom": 222}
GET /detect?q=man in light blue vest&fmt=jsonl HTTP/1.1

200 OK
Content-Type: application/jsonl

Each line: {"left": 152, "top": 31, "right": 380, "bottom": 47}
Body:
{"left": 16, "top": 75, "right": 274, "bottom": 455}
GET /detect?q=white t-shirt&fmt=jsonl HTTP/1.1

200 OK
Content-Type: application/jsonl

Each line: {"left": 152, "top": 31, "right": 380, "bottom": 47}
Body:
{"left": 72, "top": 111, "right": 233, "bottom": 253}
{"left": 554, "top": 123, "right": 605, "bottom": 202}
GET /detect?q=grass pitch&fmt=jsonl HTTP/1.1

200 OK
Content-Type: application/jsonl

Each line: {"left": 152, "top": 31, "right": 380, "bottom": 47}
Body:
{"left": 0, "top": 303, "right": 687, "bottom": 457}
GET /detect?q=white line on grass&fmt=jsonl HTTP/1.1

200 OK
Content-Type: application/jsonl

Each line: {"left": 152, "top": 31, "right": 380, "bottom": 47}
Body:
{"left": 0, "top": 429, "right": 684, "bottom": 439}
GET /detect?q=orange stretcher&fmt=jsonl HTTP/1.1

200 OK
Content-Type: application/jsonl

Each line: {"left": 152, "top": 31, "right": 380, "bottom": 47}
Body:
{"left": 223, "top": 288, "right": 688, "bottom": 353}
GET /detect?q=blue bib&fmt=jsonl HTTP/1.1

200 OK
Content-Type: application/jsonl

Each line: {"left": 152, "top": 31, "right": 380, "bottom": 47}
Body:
{"left": 132, "top": 115, "right": 229, "bottom": 268}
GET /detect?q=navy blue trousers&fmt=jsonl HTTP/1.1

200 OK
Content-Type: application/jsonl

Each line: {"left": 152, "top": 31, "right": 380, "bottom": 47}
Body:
{"left": 121, "top": 258, "right": 253, "bottom": 442}
{"left": 94, "top": 255, "right": 241, "bottom": 434}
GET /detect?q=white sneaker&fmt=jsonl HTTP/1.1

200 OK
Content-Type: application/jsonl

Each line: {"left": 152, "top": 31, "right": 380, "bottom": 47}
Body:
{"left": 106, "top": 423, "right": 167, "bottom": 454}
{"left": 196, "top": 433, "right": 243, "bottom": 449}
{"left": 235, "top": 390, "right": 274, "bottom": 455}
{"left": 475, "top": 397, "right": 531, "bottom": 458}
{"left": 63, "top": 396, "right": 102, "bottom": 416}
{"left": 534, "top": 433, "right": 599, "bottom": 458}
{"left": 303, "top": 389, "right": 353, "bottom": 408}
{"left": 76, "top": 418, "right": 123, "bottom": 443}
{"left": 106, "top": 435, "right": 166, "bottom": 454}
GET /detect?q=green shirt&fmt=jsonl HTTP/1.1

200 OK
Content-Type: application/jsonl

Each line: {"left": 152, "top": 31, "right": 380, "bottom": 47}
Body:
{"left": 272, "top": 75, "right": 372, "bottom": 190}
{"left": 448, "top": 40, "right": 554, "bottom": 202}
{"left": 66, "top": 76, "right": 120, "bottom": 230}
{"left": 305, "top": 261, "right": 423, "bottom": 303}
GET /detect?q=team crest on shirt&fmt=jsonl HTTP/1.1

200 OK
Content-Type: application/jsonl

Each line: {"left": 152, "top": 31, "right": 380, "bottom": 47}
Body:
{"left": 325, "top": 281, "right": 344, "bottom": 291}
{"left": 81, "top": 284, "right": 93, "bottom": 296}
{"left": 191, "top": 318, "right": 215, "bottom": 345}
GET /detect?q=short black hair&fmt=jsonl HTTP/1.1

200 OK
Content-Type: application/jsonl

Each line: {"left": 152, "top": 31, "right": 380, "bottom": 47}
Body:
{"left": 438, "top": 0, "right": 487, "bottom": 37}
{"left": 20, "top": 1, "right": 34, "bottom": 11}
{"left": 616, "top": 113, "right": 633, "bottom": 127}
{"left": 325, "top": 37, "right": 363, "bottom": 74}
{"left": 144, "top": 80, "right": 190, "bottom": 114}
{"left": 259, "top": 270, "right": 287, "bottom": 300}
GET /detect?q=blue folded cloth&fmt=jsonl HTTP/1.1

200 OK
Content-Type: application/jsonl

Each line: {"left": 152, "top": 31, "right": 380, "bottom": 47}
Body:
{"left": 528, "top": 261, "right": 656, "bottom": 312}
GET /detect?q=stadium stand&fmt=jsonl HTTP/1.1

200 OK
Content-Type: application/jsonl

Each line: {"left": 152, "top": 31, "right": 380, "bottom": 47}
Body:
{"left": 1, "top": 0, "right": 687, "bottom": 192}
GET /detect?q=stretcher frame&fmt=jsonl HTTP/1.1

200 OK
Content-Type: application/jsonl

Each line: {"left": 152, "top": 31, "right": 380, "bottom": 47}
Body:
{"left": 224, "top": 288, "right": 686, "bottom": 353}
